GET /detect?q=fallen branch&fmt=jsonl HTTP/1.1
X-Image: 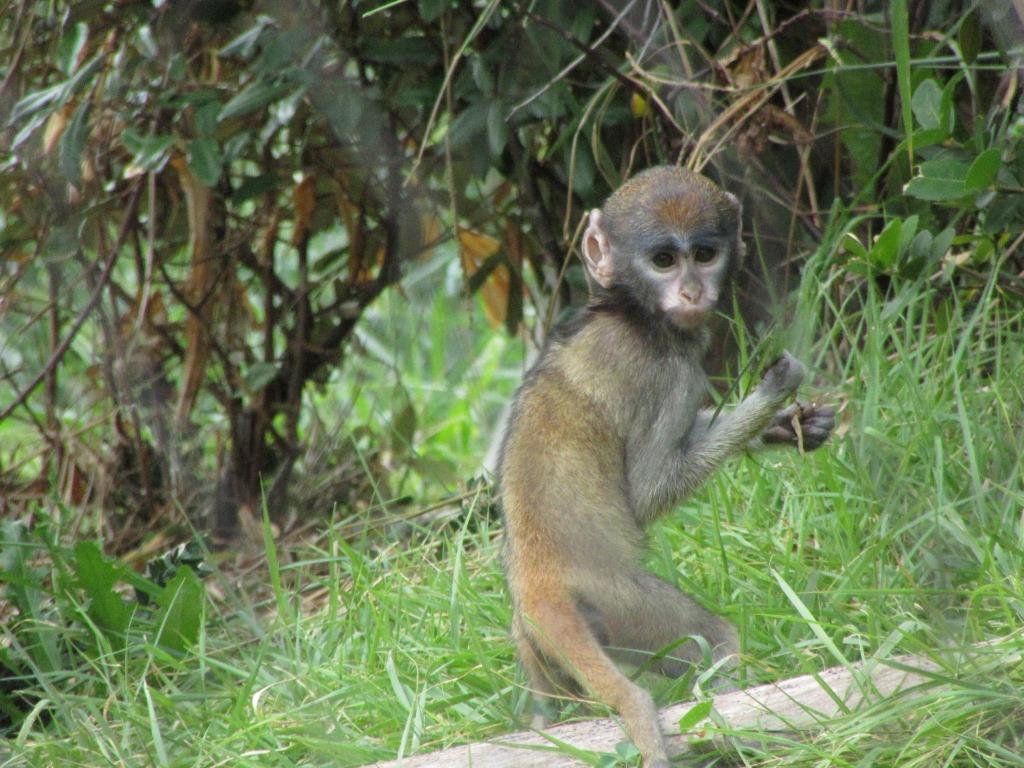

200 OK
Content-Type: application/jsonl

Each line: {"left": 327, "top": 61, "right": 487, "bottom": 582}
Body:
{"left": 367, "top": 653, "right": 944, "bottom": 768}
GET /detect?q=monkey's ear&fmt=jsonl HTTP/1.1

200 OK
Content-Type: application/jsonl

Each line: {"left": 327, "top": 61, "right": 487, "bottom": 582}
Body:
{"left": 582, "top": 210, "right": 615, "bottom": 289}
{"left": 725, "top": 192, "right": 746, "bottom": 262}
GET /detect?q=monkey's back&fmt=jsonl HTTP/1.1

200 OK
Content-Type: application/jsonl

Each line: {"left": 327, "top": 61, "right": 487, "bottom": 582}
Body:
{"left": 498, "top": 309, "right": 697, "bottom": 590}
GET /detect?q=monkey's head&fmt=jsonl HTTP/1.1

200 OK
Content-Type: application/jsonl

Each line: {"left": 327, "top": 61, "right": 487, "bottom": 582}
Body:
{"left": 581, "top": 166, "right": 743, "bottom": 333}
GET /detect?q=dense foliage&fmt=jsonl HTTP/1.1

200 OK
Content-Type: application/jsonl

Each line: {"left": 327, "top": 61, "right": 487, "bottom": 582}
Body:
{"left": 1, "top": 1, "right": 1023, "bottom": 766}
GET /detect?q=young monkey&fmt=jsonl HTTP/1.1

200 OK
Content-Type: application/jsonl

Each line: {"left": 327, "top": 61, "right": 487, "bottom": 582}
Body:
{"left": 499, "top": 166, "right": 834, "bottom": 768}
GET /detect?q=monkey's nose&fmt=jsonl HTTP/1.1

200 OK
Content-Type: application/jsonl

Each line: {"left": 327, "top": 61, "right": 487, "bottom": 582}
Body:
{"left": 680, "top": 287, "right": 702, "bottom": 304}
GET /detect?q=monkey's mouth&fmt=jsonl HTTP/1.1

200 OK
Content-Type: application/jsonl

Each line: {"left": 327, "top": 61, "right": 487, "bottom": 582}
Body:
{"left": 664, "top": 304, "right": 712, "bottom": 329}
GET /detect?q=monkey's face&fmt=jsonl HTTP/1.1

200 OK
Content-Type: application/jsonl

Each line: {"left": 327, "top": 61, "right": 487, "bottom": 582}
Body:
{"left": 641, "top": 234, "right": 731, "bottom": 329}
{"left": 582, "top": 167, "right": 743, "bottom": 332}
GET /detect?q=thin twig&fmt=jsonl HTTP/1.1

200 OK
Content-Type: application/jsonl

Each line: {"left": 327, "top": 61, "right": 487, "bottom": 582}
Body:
{"left": 0, "top": 182, "right": 143, "bottom": 423}
{"left": 506, "top": 0, "right": 638, "bottom": 119}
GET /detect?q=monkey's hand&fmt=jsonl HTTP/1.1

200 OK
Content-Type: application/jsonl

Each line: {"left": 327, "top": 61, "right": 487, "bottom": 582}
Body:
{"left": 759, "top": 351, "right": 806, "bottom": 400}
{"left": 762, "top": 402, "right": 836, "bottom": 451}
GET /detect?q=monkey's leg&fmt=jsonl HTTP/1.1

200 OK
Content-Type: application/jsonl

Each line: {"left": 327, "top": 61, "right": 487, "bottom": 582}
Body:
{"left": 513, "top": 617, "right": 574, "bottom": 728}
{"left": 520, "top": 594, "right": 672, "bottom": 768}
{"left": 585, "top": 572, "right": 738, "bottom": 679}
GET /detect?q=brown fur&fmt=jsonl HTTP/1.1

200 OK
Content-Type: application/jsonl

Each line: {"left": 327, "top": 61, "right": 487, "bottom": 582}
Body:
{"left": 499, "top": 167, "right": 833, "bottom": 768}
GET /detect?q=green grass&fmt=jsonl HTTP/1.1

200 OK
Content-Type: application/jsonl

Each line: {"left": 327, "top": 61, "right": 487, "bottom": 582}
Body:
{"left": 3, "top": 254, "right": 1023, "bottom": 767}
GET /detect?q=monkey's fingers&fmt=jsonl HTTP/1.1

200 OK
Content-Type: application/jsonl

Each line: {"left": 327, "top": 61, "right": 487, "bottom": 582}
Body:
{"left": 795, "top": 403, "right": 836, "bottom": 451}
{"left": 762, "top": 424, "right": 797, "bottom": 444}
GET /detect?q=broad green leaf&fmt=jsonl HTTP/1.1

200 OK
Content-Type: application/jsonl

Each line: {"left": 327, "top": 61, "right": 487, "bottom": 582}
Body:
{"left": 219, "top": 80, "right": 293, "bottom": 121}
{"left": 448, "top": 101, "right": 489, "bottom": 148}
{"left": 909, "top": 229, "right": 933, "bottom": 263}
{"left": 904, "top": 176, "right": 968, "bottom": 201}
{"left": 392, "top": 399, "right": 417, "bottom": 451}
{"left": 195, "top": 101, "right": 221, "bottom": 137}
{"left": 153, "top": 568, "right": 204, "bottom": 653}
{"left": 58, "top": 100, "right": 91, "bottom": 185}
{"left": 869, "top": 218, "right": 902, "bottom": 269}
{"left": 220, "top": 16, "right": 274, "bottom": 58}
{"left": 840, "top": 231, "right": 867, "bottom": 259}
{"left": 918, "top": 158, "right": 971, "bottom": 179}
{"left": 958, "top": 10, "right": 981, "bottom": 65}
{"left": 187, "top": 138, "right": 223, "bottom": 187}
{"left": 678, "top": 700, "right": 713, "bottom": 731}
{"left": 74, "top": 542, "right": 132, "bottom": 639}
{"left": 122, "top": 130, "right": 175, "bottom": 172}
{"left": 930, "top": 228, "right": 956, "bottom": 261}
{"left": 9, "top": 84, "right": 65, "bottom": 126}
{"left": 57, "top": 22, "right": 88, "bottom": 75}
{"left": 8, "top": 55, "right": 102, "bottom": 126}
{"left": 910, "top": 79, "right": 942, "bottom": 131}
{"left": 904, "top": 158, "right": 972, "bottom": 201}
{"left": 360, "top": 36, "right": 436, "bottom": 65}
{"left": 418, "top": 0, "right": 448, "bottom": 22}
{"left": 486, "top": 101, "right": 508, "bottom": 157}
{"left": 898, "top": 214, "right": 919, "bottom": 251}
{"left": 965, "top": 149, "right": 1001, "bottom": 190}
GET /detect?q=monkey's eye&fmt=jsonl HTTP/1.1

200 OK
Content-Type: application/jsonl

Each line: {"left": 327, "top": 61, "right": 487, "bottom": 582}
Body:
{"left": 650, "top": 251, "right": 675, "bottom": 269}
{"left": 693, "top": 246, "right": 718, "bottom": 264}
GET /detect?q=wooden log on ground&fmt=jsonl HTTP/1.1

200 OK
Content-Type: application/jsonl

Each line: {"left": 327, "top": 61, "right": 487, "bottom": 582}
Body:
{"left": 367, "top": 653, "right": 942, "bottom": 768}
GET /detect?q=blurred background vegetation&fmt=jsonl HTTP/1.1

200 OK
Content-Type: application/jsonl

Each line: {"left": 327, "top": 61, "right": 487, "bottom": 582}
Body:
{"left": 1, "top": 1, "right": 1023, "bottom": 766}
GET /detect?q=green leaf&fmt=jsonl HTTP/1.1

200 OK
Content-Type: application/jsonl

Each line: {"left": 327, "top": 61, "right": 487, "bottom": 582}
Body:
{"left": 904, "top": 176, "right": 968, "bottom": 201}
{"left": 57, "top": 22, "right": 89, "bottom": 76}
{"left": 904, "top": 158, "right": 972, "bottom": 201}
{"left": 965, "top": 149, "right": 1001, "bottom": 191}
{"left": 74, "top": 542, "right": 132, "bottom": 640}
{"left": 897, "top": 214, "right": 919, "bottom": 251}
{"left": 187, "top": 138, "right": 223, "bottom": 187}
{"left": 910, "top": 79, "right": 942, "bottom": 131}
{"left": 418, "top": 0, "right": 448, "bottom": 22}
{"left": 195, "top": 100, "right": 221, "bottom": 137}
{"left": 153, "top": 568, "right": 204, "bottom": 653}
{"left": 890, "top": 0, "right": 913, "bottom": 159}
{"left": 232, "top": 173, "right": 280, "bottom": 203}
{"left": 486, "top": 101, "right": 508, "bottom": 156}
{"left": 360, "top": 36, "right": 437, "bottom": 65}
{"left": 58, "top": 100, "right": 91, "bottom": 185}
{"left": 122, "top": 130, "right": 175, "bottom": 172}
{"left": 392, "top": 400, "right": 417, "bottom": 452}
{"left": 220, "top": 17, "right": 274, "bottom": 58}
{"left": 677, "top": 700, "right": 713, "bottom": 731}
{"left": 869, "top": 218, "right": 902, "bottom": 269}
{"left": 909, "top": 229, "right": 933, "bottom": 263}
{"left": 840, "top": 231, "right": 867, "bottom": 259}
{"left": 958, "top": 10, "right": 981, "bottom": 65}
{"left": 219, "top": 80, "right": 293, "bottom": 121}
{"left": 9, "top": 84, "right": 65, "bottom": 127}
{"left": 448, "top": 101, "right": 489, "bottom": 148}
{"left": 930, "top": 228, "right": 955, "bottom": 262}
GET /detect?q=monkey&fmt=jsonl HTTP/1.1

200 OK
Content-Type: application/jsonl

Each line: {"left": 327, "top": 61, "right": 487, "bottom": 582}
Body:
{"left": 498, "top": 166, "right": 834, "bottom": 768}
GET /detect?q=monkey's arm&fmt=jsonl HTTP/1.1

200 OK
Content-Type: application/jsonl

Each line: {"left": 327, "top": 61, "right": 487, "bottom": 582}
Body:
{"left": 628, "top": 353, "right": 807, "bottom": 521}
{"left": 687, "top": 401, "right": 835, "bottom": 453}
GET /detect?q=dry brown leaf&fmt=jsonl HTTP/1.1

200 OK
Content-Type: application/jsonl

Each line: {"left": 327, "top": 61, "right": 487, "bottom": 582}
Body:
{"left": 336, "top": 187, "right": 372, "bottom": 284}
{"left": 42, "top": 102, "right": 75, "bottom": 156}
{"left": 459, "top": 227, "right": 509, "bottom": 329}
{"left": 171, "top": 154, "right": 216, "bottom": 429}
{"left": 291, "top": 175, "right": 316, "bottom": 247}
